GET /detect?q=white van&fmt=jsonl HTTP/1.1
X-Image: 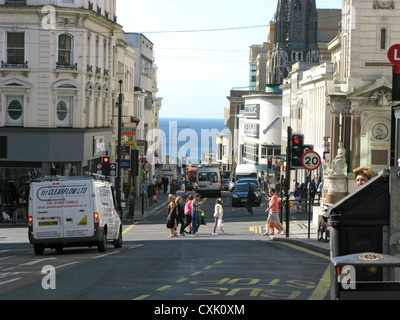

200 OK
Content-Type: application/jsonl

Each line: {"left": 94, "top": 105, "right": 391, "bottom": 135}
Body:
{"left": 28, "top": 176, "right": 122, "bottom": 255}
{"left": 195, "top": 165, "right": 222, "bottom": 197}
{"left": 235, "top": 164, "right": 258, "bottom": 182}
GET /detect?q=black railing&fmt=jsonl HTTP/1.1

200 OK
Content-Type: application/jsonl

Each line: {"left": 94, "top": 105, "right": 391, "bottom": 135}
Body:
{"left": 5, "top": 0, "right": 26, "bottom": 5}
{"left": 1, "top": 60, "right": 28, "bottom": 68}
{"left": 56, "top": 62, "right": 77, "bottom": 70}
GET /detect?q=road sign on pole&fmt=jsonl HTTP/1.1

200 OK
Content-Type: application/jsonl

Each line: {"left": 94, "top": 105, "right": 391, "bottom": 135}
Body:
{"left": 143, "top": 162, "right": 150, "bottom": 172}
{"left": 301, "top": 151, "right": 321, "bottom": 171}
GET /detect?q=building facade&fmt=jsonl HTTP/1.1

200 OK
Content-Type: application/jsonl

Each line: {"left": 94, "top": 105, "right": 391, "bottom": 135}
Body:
{"left": 0, "top": 0, "right": 137, "bottom": 206}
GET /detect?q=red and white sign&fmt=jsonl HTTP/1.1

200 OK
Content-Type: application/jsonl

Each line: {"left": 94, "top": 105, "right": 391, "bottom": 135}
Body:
{"left": 301, "top": 151, "right": 321, "bottom": 171}
{"left": 143, "top": 162, "right": 150, "bottom": 172}
{"left": 388, "top": 44, "right": 400, "bottom": 65}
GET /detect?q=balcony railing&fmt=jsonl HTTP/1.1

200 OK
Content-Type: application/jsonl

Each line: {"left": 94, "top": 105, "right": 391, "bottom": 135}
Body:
{"left": 5, "top": 0, "right": 26, "bottom": 5}
{"left": 56, "top": 62, "right": 77, "bottom": 70}
{"left": 1, "top": 61, "right": 28, "bottom": 68}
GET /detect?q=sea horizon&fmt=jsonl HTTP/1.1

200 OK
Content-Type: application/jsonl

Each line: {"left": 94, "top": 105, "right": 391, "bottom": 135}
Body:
{"left": 157, "top": 117, "right": 228, "bottom": 164}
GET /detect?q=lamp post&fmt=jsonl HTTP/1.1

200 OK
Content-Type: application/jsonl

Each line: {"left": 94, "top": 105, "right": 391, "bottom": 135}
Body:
{"left": 116, "top": 79, "right": 123, "bottom": 212}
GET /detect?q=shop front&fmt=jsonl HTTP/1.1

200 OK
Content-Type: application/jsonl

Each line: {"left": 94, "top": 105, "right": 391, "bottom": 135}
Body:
{"left": 0, "top": 127, "right": 112, "bottom": 222}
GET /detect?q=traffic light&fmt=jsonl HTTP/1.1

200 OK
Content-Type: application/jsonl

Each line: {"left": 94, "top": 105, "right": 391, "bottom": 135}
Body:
{"left": 290, "top": 134, "right": 304, "bottom": 168}
{"left": 101, "top": 156, "right": 111, "bottom": 176}
{"left": 182, "top": 156, "right": 187, "bottom": 169}
{"left": 267, "top": 157, "right": 272, "bottom": 170}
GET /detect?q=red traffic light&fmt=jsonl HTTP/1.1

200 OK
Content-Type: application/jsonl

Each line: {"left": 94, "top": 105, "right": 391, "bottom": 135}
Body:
{"left": 293, "top": 137, "right": 300, "bottom": 145}
{"left": 102, "top": 156, "right": 110, "bottom": 163}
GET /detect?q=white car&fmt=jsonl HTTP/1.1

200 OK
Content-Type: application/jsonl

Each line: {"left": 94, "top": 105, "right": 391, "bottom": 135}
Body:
{"left": 28, "top": 176, "right": 122, "bottom": 255}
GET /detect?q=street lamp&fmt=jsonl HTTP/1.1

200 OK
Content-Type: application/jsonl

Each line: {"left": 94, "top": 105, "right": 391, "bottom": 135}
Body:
{"left": 116, "top": 79, "right": 122, "bottom": 213}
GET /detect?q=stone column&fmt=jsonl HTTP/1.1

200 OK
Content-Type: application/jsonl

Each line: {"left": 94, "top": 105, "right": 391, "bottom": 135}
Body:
{"left": 350, "top": 109, "right": 361, "bottom": 171}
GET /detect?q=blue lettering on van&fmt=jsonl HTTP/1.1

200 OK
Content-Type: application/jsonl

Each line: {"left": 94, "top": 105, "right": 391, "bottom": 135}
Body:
{"left": 37, "top": 186, "right": 88, "bottom": 201}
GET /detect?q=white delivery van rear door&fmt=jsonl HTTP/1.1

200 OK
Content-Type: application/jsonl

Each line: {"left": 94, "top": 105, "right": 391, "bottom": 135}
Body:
{"left": 32, "top": 181, "right": 94, "bottom": 240}
{"left": 61, "top": 181, "right": 94, "bottom": 239}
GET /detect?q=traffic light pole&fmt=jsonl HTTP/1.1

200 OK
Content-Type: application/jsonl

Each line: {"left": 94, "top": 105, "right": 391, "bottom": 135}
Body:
{"left": 285, "top": 126, "right": 292, "bottom": 238}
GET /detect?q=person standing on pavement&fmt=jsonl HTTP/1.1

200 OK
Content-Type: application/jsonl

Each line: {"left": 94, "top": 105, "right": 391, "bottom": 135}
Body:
{"left": 263, "top": 188, "right": 285, "bottom": 236}
{"left": 212, "top": 198, "right": 225, "bottom": 235}
{"left": 175, "top": 196, "right": 185, "bottom": 236}
{"left": 166, "top": 194, "right": 177, "bottom": 238}
{"left": 191, "top": 193, "right": 207, "bottom": 236}
{"left": 245, "top": 183, "right": 255, "bottom": 215}
{"left": 183, "top": 194, "right": 194, "bottom": 234}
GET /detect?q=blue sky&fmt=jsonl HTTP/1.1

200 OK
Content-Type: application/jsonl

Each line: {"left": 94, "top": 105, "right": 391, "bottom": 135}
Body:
{"left": 117, "top": 0, "right": 342, "bottom": 119}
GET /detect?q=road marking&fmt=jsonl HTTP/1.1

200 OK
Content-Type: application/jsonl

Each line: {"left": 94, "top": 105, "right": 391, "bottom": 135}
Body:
{"left": 3, "top": 258, "right": 57, "bottom": 271}
{"left": 129, "top": 244, "right": 144, "bottom": 250}
{"left": 156, "top": 285, "right": 171, "bottom": 291}
{"left": 274, "top": 241, "right": 330, "bottom": 261}
{"left": 308, "top": 266, "right": 330, "bottom": 300}
{"left": 273, "top": 241, "right": 330, "bottom": 300}
{"left": 123, "top": 224, "right": 136, "bottom": 235}
{"left": 0, "top": 278, "right": 22, "bottom": 286}
{"left": 94, "top": 251, "right": 120, "bottom": 259}
{"left": 191, "top": 271, "right": 202, "bottom": 276}
{"left": 55, "top": 261, "right": 80, "bottom": 269}
{"left": 176, "top": 278, "right": 188, "bottom": 283}
{"left": 204, "top": 266, "right": 213, "bottom": 270}
{"left": 0, "top": 255, "right": 16, "bottom": 261}
{"left": 133, "top": 294, "right": 150, "bottom": 300}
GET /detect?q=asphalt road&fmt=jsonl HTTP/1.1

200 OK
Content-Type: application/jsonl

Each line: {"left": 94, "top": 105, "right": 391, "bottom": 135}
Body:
{"left": 0, "top": 191, "right": 330, "bottom": 302}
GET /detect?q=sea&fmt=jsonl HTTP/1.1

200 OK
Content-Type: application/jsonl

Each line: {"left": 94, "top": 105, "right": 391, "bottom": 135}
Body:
{"left": 157, "top": 117, "right": 228, "bottom": 165}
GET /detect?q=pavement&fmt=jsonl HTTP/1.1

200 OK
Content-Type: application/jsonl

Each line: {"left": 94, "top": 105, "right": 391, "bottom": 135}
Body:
{"left": 0, "top": 188, "right": 330, "bottom": 256}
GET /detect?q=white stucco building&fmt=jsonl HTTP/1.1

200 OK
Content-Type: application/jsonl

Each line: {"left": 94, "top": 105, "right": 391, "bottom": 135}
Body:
{"left": 0, "top": 0, "right": 138, "bottom": 202}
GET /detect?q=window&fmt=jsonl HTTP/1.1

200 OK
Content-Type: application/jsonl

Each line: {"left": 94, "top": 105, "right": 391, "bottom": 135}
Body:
{"left": 6, "top": 96, "right": 23, "bottom": 125}
{"left": 380, "top": 28, "right": 387, "bottom": 50}
{"left": 7, "top": 32, "right": 25, "bottom": 65}
{"left": 141, "top": 59, "right": 152, "bottom": 78}
{"left": 56, "top": 96, "right": 72, "bottom": 126}
{"left": 58, "top": 34, "right": 73, "bottom": 66}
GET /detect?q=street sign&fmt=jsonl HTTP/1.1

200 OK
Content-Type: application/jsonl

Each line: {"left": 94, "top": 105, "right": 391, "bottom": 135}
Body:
{"left": 143, "top": 162, "right": 150, "bottom": 172}
{"left": 388, "top": 44, "right": 400, "bottom": 65}
{"left": 301, "top": 151, "right": 321, "bottom": 171}
{"left": 109, "top": 162, "right": 117, "bottom": 176}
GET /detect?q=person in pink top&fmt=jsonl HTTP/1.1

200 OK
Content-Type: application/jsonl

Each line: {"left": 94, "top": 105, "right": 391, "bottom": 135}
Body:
{"left": 183, "top": 194, "right": 194, "bottom": 234}
{"left": 263, "top": 188, "right": 285, "bottom": 236}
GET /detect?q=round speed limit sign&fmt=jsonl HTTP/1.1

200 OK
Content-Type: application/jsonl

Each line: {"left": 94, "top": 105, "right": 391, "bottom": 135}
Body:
{"left": 301, "top": 151, "right": 321, "bottom": 171}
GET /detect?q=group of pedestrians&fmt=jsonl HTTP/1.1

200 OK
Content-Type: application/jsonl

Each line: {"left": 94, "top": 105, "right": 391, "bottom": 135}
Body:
{"left": 166, "top": 193, "right": 225, "bottom": 238}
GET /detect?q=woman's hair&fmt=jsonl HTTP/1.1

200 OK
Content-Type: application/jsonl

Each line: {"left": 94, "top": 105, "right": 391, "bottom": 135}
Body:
{"left": 175, "top": 196, "right": 182, "bottom": 203}
{"left": 215, "top": 198, "right": 223, "bottom": 204}
{"left": 168, "top": 194, "right": 175, "bottom": 201}
{"left": 186, "top": 194, "right": 194, "bottom": 202}
{"left": 353, "top": 166, "right": 374, "bottom": 180}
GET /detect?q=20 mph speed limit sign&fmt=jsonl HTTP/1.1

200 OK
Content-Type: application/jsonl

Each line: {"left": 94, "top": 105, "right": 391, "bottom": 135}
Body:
{"left": 301, "top": 151, "right": 321, "bottom": 171}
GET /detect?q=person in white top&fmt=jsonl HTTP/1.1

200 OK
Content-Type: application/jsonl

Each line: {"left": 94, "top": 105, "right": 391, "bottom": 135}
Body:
{"left": 212, "top": 198, "right": 226, "bottom": 235}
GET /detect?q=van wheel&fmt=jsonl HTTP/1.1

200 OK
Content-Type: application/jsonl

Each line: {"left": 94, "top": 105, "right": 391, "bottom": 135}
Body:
{"left": 34, "top": 244, "right": 45, "bottom": 256}
{"left": 98, "top": 230, "right": 108, "bottom": 252}
{"left": 113, "top": 228, "right": 122, "bottom": 248}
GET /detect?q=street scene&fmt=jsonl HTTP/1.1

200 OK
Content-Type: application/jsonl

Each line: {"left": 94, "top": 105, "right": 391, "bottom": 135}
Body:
{"left": 1, "top": 0, "right": 400, "bottom": 307}
{"left": 0, "top": 189, "right": 330, "bottom": 301}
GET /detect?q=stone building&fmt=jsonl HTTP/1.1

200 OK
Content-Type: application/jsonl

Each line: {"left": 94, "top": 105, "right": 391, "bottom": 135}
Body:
{"left": 0, "top": 0, "right": 136, "bottom": 205}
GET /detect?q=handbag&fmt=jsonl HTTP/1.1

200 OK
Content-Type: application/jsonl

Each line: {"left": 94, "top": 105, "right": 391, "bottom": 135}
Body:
{"left": 217, "top": 219, "right": 224, "bottom": 228}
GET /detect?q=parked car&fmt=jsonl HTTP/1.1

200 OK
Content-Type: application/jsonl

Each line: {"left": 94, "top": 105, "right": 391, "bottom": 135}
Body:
{"left": 232, "top": 182, "right": 262, "bottom": 207}
{"left": 235, "top": 178, "right": 260, "bottom": 190}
